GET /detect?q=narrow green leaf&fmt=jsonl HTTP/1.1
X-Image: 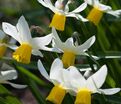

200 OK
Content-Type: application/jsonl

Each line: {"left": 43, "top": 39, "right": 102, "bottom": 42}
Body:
{"left": 15, "top": 65, "right": 47, "bottom": 87}
{"left": 0, "top": 85, "right": 22, "bottom": 104}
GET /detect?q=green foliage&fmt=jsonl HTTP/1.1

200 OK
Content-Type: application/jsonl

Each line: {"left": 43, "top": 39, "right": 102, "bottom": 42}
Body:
{"left": 0, "top": 0, "right": 121, "bottom": 104}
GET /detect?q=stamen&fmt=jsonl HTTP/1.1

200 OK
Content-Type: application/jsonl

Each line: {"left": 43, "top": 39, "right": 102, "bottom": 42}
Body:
{"left": 49, "top": 13, "right": 66, "bottom": 31}
{"left": 62, "top": 51, "right": 75, "bottom": 68}
{"left": 87, "top": 7, "right": 103, "bottom": 25}
{"left": 13, "top": 43, "right": 32, "bottom": 64}
{"left": 75, "top": 88, "right": 91, "bottom": 104}
{"left": 0, "top": 45, "right": 6, "bottom": 57}
{"left": 46, "top": 85, "right": 66, "bottom": 104}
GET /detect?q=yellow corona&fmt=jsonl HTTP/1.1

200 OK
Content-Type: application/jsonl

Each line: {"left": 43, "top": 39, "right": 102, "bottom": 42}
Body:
{"left": 62, "top": 51, "right": 75, "bottom": 68}
{"left": 75, "top": 88, "right": 91, "bottom": 104}
{"left": 46, "top": 85, "right": 66, "bottom": 104}
{"left": 13, "top": 43, "right": 32, "bottom": 64}
{"left": 50, "top": 13, "right": 66, "bottom": 31}
{"left": 87, "top": 7, "right": 103, "bottom": 25}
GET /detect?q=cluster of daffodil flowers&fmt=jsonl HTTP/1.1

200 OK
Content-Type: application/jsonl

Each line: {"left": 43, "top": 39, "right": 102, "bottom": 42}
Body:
{"left": 0, "top": 0, "right": 121, "bottom": 104}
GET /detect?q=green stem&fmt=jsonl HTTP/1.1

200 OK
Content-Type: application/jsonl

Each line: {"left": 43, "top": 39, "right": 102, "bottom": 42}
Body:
{"left": 14, "top": 65, "right": 48, "bottom": 88}
{"left": 27, "top": 79, "right": 47, "bottom": 104}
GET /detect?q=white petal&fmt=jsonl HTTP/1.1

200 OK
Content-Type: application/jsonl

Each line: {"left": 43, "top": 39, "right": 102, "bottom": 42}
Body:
{"left": 0, "top": 30, "right": 5, "bottom": 40}
{"left": 64, "top": 37, "right": 74, "bottom": 48}
{"left": 16, "top": 16, "right": 32, "bottom": 43}
{"left": 66, "top": 13, "right": 88, "bottom": 22}
{"left": 91, "top": 55, "right": 100, "bottom": 60}
{"left": 32, "top": 50, "right": 43, "bottom": 57}
{"left": 52, "top": 40, "right": 63, "bottom": 52}
{"left": 44, "top": 0, "right": 52, "bottom": 5}
{"left": 76, "top": 35, "right": 95, "bottom": 52}
{"left": 50, "top": 58, "right": 63, "bottom": 77}
{"left": 55, "top": 1, "right": 63, "bottom": 9}
{"left": 75, "top": 14, "right": 88, "bottom": 21}
{"left": 61, "top": 69, "right": 72, "bottom": 88}
{"left": 99, "top": 88, "right": 121, "bottom": 95}
{"left": 52, "top": 27, "right": 62, "bottom": 44}
{"left": 5, "top": 44, "right": 18, "bottom": 50}
{"left": 64, "top": 0, "right": 71, "bottom": 12}
{"left": 84, "top": 0, "right": 99, "bottom": 6}
{"left": 107, "top": 10, "right": 121, "bottom": 17}
{"left": 1, "top": 63, "right": 15, "bottom": 71}
{"left": 86, "top": 65, "right": 107, "bottom": 91}
{"left": 38, "top": 0, "right": 57, "bottom": 13}
{"left": 0, "top": 70, "right": 17, "bottom": 81}
{"left": 40, "top": 46, "right": 61, "bottom": 53}
{"left": 37, "top": 0, "right": 49, "bottom": 8}
{"left": 52, "top": 27, "right": 64, "bottom": 50}
{"left": 50, "top": 58, "right": 64, "bottom": 85}
{"left": 31, "top": 34, "right": 53, "bottom": 49}
{"left": 32, "top": 35, "right": 58, "bottom": 53}
{"left": 69, "top": 66, "right": 86, "bottom": 90}
{"left": 80, "top": 67, "right": 92, "bottom": 72}
{"left": 84, "top": 70, "right": 93, "bottom": 78}
{"left": 70, "top": 2, "right": 87, "bottom": 13}
{"left": 37, "top": 60, "right": 51, "bottom": 82}
{"left": 98, "top": 3, "right": 112, "bottom": 11}
{"left": 5, "top": 81, "right": 27, "bottom": 89}
{"left": 2, "top": 22, "right": 20, "bottom": 42}
{"left": 61, "top": 41, "right": 77, "bottom": 54}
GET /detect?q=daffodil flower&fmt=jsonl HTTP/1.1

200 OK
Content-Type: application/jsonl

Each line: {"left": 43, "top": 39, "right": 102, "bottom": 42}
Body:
{"left": 52, "top": 27, "right": 95, "bottom": 68}
{"left": 0, "top": 30, "right": 7, "bottom": 57}
{"left": 85, "top": 0, "right": 121, "bottom": 25}
{"left": 2, "top": 16, "right": 53, "bottom": 64}
{"left": 0, "top": 30, "right": 17, "bottom": 57}
{"left": 68, "top": 65, "right": 120, "bottom": 104}
{"left": 37, "top": 0, "right": 88, "bottom": 31}
{"left": 0, "top": 64, "right": 26, "bottom": 89}
{"left": 38, "top": 58, "right": 72, "bottom": 104}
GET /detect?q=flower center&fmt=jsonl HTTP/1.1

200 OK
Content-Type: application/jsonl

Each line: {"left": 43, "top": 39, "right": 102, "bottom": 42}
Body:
{"left": 62, "top": 51, "right": 75, "bottom": 68}
{"left": 0, "top": 45, "right": 6, "bottom": 57}
{"left": 49, "top": 13, "right": 66, "bottom": 31}
{"left": 75, "top": 88, "right": 91, "bottom": 104}
{"left": 13, "top": 43, "right": 32, "bottom": 64}
{"left": 46, "top": 85, "right": 66, "bottom": 104}
{"left": 87, "top": 7, "right": 103, "bottom": 25}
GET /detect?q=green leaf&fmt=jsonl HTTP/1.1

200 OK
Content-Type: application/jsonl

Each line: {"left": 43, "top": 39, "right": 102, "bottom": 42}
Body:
{"left": 27, "top": 79, "right": 46, "bottom": 104}
{"left": 15, "top": 65, "right": 47, "bottom": 87}
{"left": 0, "top": 85, "right": 22, "bottom": 104}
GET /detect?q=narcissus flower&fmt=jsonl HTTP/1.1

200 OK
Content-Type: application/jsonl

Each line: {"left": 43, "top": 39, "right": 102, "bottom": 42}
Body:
{"left": 0, "top": 64, "right": 26, "bottom": 89}
{"left": 37, "top": 0, "right": 88, "bottom": 31}
{"left": 2, "top": 16, "right": 53, "bottom": 64}
{"left": 85, "top": 0, "right": 121, "bottom": 25}
{"left": 0, "top": 30, "right": 7, "bottom": 57}
{"left": 38, "top": 58, "right": 72, "bottom": 104}
{"left": 52, "top": 27, "right": 95, "bottom": 68}
{"left": 68, "top": 65, "right": 120, "bottom": 104}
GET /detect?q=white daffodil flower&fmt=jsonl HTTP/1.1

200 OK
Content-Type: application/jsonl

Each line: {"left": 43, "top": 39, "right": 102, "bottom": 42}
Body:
{"left": 38, "top": 58, "right": 72, "bottom": 104}
{"left": 0, "top": 30, "right": 18, "bottom": 57}
{"left": 2, "top": 16, "right": 53, "bottom": 64}
{"left": 52, "top": 27, "right": 95, "bottom": 68}
{"left": 85, "top": 0, "right": 121, "bottom": 25}
{"left": 0, "top": 30, "right": 7, "bottom": 57}
{"left": 67, "top": 65, "right": 120, "bottom": 104}
{"left": 37, "top": 0, "right": 88, "bottom": 31}
{"left": 0, "top": 65, "right": 26, "bottom": 89}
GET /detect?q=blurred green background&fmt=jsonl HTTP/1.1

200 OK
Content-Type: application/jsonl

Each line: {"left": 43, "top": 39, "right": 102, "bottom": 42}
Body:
{"left": 0, "top": 0, "right": 121, "bottom": 104}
